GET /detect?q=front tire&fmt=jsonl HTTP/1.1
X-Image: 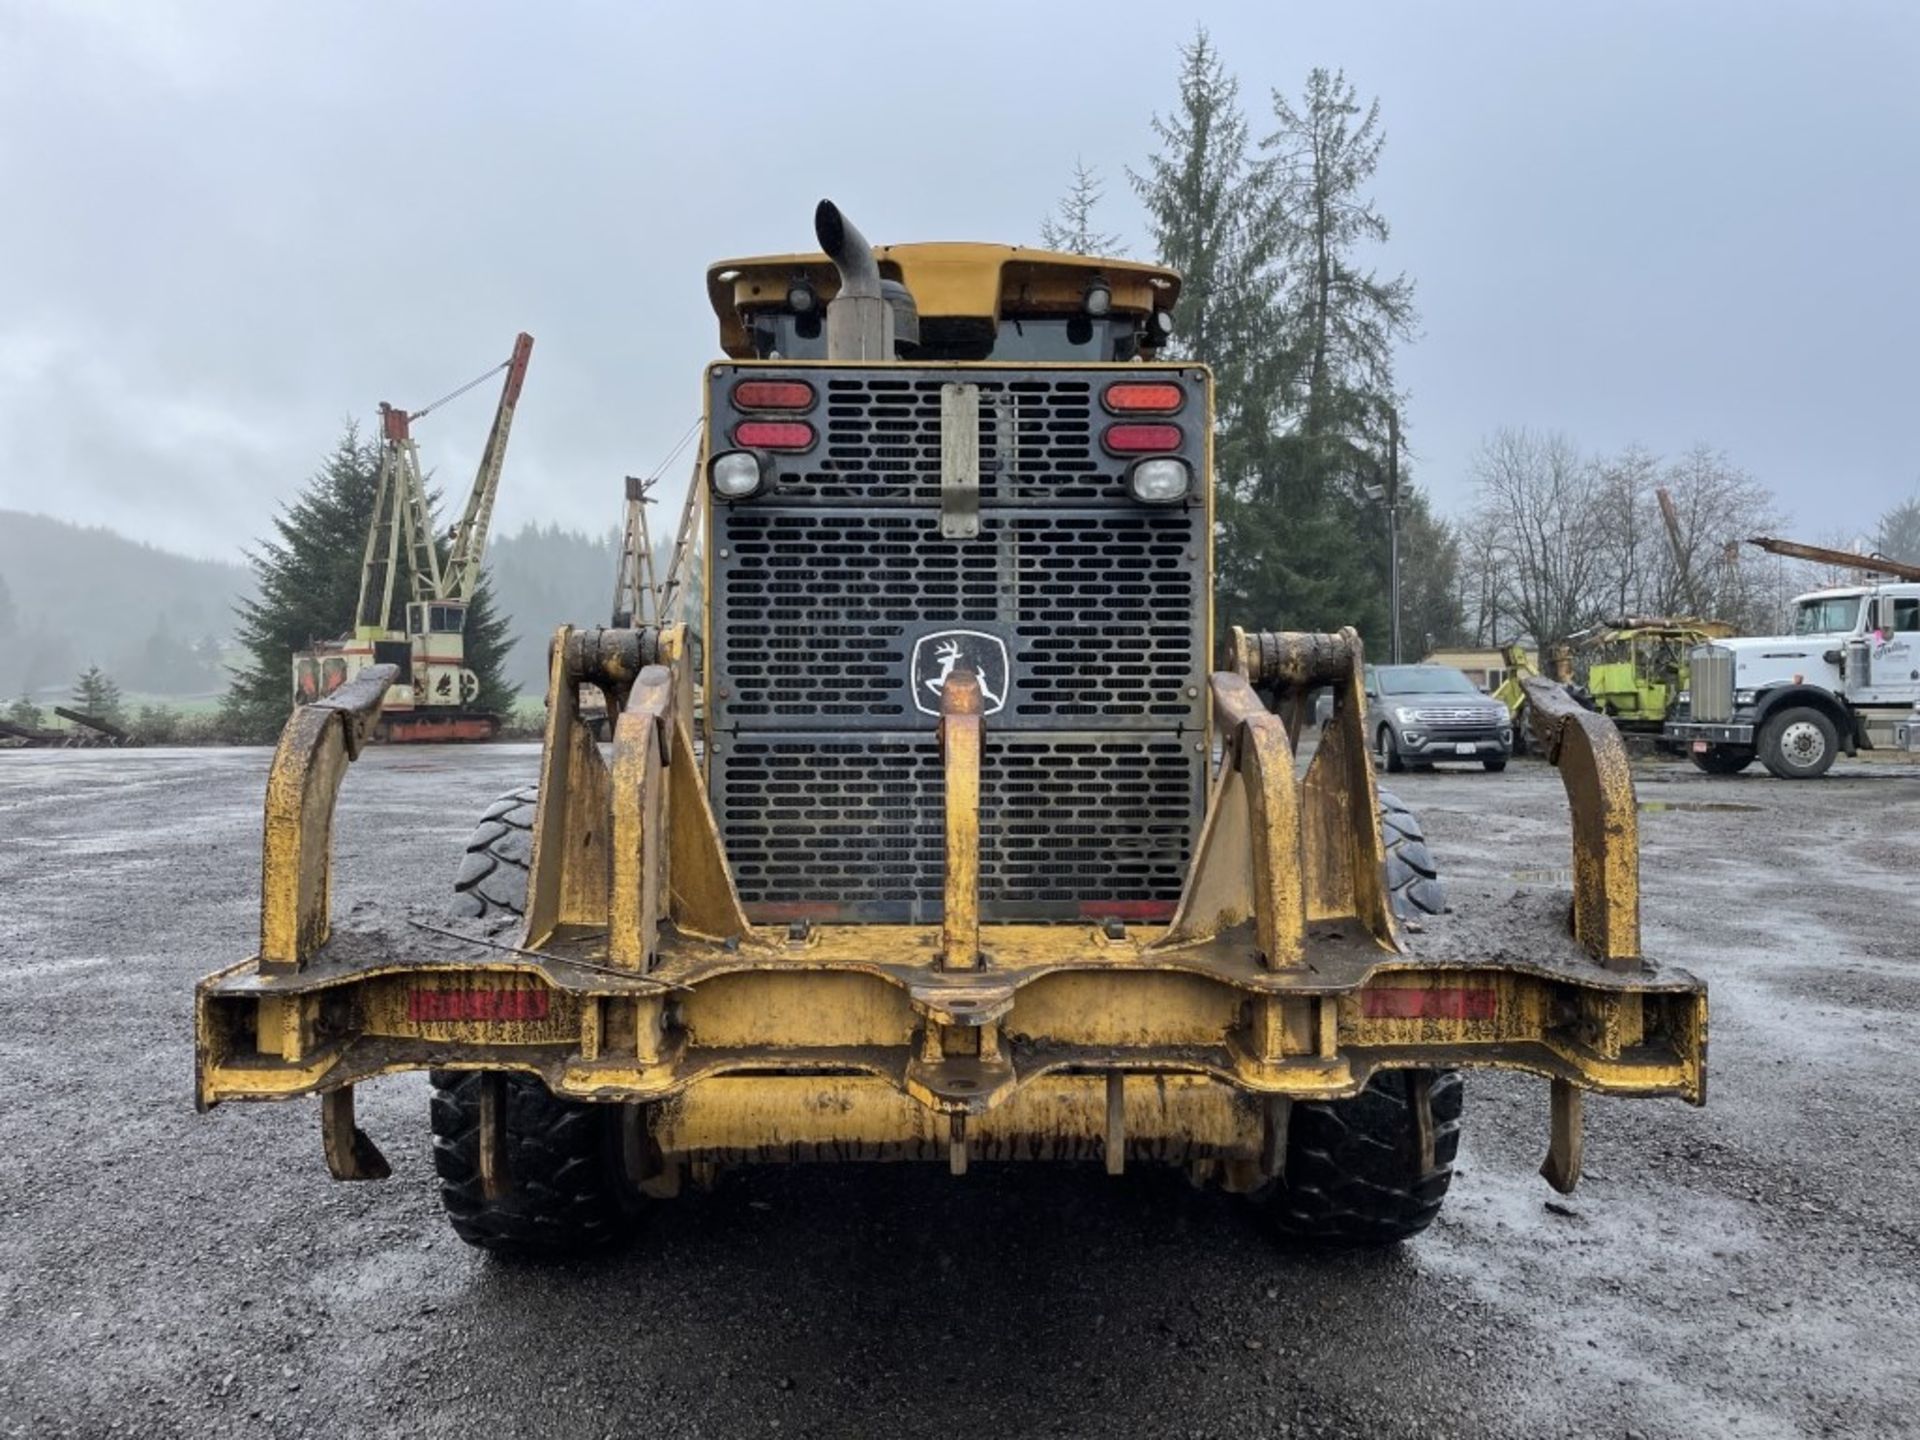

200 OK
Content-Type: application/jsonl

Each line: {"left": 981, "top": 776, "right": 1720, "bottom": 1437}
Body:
{"left": 437, "top": 785, "right": 647, "bottom": 1256}
{"left": 1252, "top": 792, "right": 1460, "bottom": 1245}
{"left": 1689, "top": 745, "right": 1754, "bottom": 776}
{"left": 1759, "top": 706, "right": 1838, "bottom": 780}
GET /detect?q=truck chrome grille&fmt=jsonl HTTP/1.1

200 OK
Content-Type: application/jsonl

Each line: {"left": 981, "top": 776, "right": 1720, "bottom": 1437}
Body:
{"left": 1690, "top": 645, "right": 1735, "bottom": 722}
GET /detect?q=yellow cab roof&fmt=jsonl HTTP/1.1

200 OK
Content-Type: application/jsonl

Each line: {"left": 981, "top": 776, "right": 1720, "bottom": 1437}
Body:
{"left": 705, "top": 242, "right": 1182, "bottom": 359}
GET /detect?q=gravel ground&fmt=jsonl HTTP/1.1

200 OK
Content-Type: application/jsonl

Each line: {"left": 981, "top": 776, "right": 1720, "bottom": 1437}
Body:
{"left": 1, "top": 742, "right": 1917, "bottom": 1439}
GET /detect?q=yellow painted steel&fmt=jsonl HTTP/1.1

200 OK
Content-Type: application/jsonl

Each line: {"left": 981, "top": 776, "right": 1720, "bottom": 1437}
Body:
{"left": 706, "top": 243, "right": 1181, "bottom": 357}
{"left": 938, "top": 670, "right": 983, "bottom": 971}
{"left": 257, "top": 664, "right": 397, "bottom": 972}
{"left": 653, "top": 1074, "right": 1261, "bottom": 1164}
{"left": 1521, "top": 675, "right": 1642, "bottom": 967}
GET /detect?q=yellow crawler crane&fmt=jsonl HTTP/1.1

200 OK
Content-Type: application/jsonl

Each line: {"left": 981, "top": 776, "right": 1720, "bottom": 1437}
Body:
{"left": 196, "top": 203, "right": 1706, "bottom": 1254}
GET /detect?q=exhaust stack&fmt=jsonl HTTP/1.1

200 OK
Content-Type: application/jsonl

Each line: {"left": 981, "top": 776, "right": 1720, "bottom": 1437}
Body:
{"left": 816, "top": 200, "right": 893, "bottom": 361}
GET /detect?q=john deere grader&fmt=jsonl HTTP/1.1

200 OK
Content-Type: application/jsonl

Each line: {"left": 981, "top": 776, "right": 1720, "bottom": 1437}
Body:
{"left": 195, "top": 203, "right": 1706, "bottom": 1255}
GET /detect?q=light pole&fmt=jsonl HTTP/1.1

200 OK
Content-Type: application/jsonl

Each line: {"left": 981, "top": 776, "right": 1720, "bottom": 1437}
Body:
{"left": 1359, "top": 403, "right": 1403, "bottom": 664}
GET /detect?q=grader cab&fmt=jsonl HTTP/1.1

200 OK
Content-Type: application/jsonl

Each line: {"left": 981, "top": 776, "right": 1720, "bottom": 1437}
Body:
{"left": 195, "top": 202, "right": 1706, "bottom": 1254}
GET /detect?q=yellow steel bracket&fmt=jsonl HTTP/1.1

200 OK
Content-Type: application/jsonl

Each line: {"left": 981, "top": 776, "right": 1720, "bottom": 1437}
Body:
{"left": 1162, "top": 627, "right": 1397, "bottom": 965}
{"left": 526, "top": 624, "right": 750, "bottom": 963}
{"left": 939, "top": 669, "right": 984, "bottom": 971}
{"left": 252, "top": 663, "right": 399, "bottom": 1181}
{"left": 525, "top": 625, "right": 614, "bottom": 947}
{"left": 258, "top": 663, "right": 400, "bottom": 975}
{"left": 1161, "top": 670, "right": 1306, "bottom": 967}
{"left": 1522, "top": 674, "right": 1650, "bottom": 1194}
{"left": 1520, "top": 676, "right": 1641, "bottom": 969}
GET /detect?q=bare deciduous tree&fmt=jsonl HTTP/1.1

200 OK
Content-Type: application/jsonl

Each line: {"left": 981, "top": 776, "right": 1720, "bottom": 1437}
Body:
{"left": 1468, "top": 428, "right": 1607, "bottom": 650}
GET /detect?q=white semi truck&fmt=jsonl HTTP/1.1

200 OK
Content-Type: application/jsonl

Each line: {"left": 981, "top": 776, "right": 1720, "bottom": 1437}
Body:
{"left": 1665, "top": 538, "right": 1920, "bottom": 779}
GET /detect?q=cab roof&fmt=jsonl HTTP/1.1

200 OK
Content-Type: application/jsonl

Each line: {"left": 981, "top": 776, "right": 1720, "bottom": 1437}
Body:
{"left": 705, "top": 242, "right": 1181, "bottom": 359}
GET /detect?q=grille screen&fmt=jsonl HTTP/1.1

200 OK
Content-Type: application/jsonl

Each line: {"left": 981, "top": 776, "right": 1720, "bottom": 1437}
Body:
{"left": 707, "top": 364, "right": 1207, "bottom": 919}
{"left": 783, "top": 375, "right": 1104, "bottom": 505}
{"left": 713, "top": 732, "right": 1204, "bottom": 922}
{"left": 715, "top": 509, "right": 1200, "bottom": 727}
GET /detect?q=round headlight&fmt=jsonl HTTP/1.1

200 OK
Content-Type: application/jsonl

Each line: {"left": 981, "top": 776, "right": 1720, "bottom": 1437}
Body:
{"left": 709, "top": 450, "right": 765, "bottom": 500}
{"left": 786, "top": 281, "right": 817, "bottom": 315}
{"left": 1084, "top": 278, "right": 1112, "bottom": 317}
{"left": 1127, "top": 457, "right": 1190, "bottom": 504}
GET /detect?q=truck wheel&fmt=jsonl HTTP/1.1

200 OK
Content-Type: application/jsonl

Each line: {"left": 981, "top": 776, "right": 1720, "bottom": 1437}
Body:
{"left": 1252, "top": 794, "right": 1461, "bottom": 1245}
{"left": 1689, "top": 745, "right": 1754, "bottom": 776}
{"left": 1375, "top": 725, "right": 1406, "bottom": 774}
{"left": 1759, "top": 706, "right": 1838, "bottom": 780}
{"left": 434, "top": 785, "right": 646, "bottom": 1256}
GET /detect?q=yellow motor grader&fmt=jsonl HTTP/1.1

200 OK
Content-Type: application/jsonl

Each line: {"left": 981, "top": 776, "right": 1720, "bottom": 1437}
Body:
{"left": 195, "top": 202, "right": 1706, "bottom": 1254}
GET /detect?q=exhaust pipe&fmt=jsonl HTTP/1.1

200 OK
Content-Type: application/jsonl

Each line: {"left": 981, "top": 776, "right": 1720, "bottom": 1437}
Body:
{"left": 815, "top": 199, "right": 895, "bottom": 360}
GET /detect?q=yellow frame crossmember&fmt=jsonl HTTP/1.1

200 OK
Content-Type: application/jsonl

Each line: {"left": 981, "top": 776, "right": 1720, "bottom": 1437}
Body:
{"left": 196, "top": 625, "right": 1705, "bottom": 1194}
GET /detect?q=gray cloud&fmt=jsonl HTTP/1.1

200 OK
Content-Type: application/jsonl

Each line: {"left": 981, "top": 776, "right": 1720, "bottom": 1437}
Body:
{"left": 2, "top": 0, "right": 1915, "bottom": 560}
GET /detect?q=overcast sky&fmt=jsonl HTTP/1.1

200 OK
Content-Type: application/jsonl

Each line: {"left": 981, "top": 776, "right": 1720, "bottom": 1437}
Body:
{"left": 2, "top": 0, "right": 1915, "bottom": 560}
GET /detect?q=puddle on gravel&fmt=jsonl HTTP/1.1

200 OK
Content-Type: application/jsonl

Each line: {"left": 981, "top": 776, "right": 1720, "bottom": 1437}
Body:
{"left": 1637, "top": 800, "right": 1763, "bottom": 814}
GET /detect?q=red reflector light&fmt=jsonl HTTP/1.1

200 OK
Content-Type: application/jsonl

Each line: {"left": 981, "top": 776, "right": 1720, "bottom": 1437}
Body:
{"left": 1102, "top": 422, "right": 1183, "bottom": 454}
{"left": 407, "top": 987, "right": 550, "bottom": 1023}
{"left": 733, "top": 420, "right": 815, "bottom": 450}
{"left": 1077, "top": 899, "right": 1178, "bottom": 921}
{"left": 732, "top": 379, "right": 816, "bottom": 410}
{"left": 1361, "top": 986, "right": 1497, "bottom": 1021}
{"left": 1103, "top": 382, "right": 1184, "bottom": 414}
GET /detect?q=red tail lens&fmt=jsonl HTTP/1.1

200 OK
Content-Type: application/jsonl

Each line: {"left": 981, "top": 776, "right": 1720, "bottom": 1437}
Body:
{"left": 1102, "top": 422, "right": 1183, "bottom": 454}
{"left": 732, "top": 420, "right": 815, "bottom": 451}
{"left": 1361, "top": 986, "right": 1498, "bottom": 1021}
{"left": 732, "top": 379, "right": 816, "bottom": 410}
{"left": 1103, "top": 382, "right": 1184, "bottom": 414}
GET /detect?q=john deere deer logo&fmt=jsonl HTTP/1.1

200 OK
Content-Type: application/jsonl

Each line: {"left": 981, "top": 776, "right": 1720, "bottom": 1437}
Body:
{"left": 911, "top": 630, "right": 1011, "bottom": 716}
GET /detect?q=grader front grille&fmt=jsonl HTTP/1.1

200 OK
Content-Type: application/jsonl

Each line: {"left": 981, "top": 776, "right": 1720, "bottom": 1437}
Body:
{"left": 712, "top": 731, "right": 1204, "bottom": 922}
{"left": 707, "top": 363, "right": 1209, "bottom": 922}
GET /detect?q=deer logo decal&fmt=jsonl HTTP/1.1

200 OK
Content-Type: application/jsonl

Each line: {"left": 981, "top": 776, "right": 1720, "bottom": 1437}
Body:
{"left": 910, "top": 630, "right": 1011, "bottom": 716}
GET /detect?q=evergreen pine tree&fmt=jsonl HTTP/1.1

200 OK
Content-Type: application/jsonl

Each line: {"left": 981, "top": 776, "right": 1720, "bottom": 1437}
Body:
{"left": 223, "top": 423, "right": 517, "bottom": 742}
{"left": 1129, "top": 29, "right": 1283, "bottom": 498}
{"left": 71, "top": 664, "right": 124, "bottom": 723}
{"left": 1226, "top": 66, "right": 1424, "bottom": 648}
{"left": 1039, "top": 159, "right": 1125, "bottom": 255}
{"left": 6, "top": 694, "right": 44, "bottom": 729}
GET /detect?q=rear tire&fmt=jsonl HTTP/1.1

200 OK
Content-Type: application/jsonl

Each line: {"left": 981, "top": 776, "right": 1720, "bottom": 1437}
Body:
{"left": 436, "top": 785, "right": 646, "bottom": 1256}
{"left": 1759, "top": 706, "right": 1838, "bottom": 780}
{"left": 430, "top": 1072, "right": 640, "bottom": 1257}
{"left": 1689, "top": 745, "right": 1754, "bottom": 776}
{"left": 1252, "top": 793, "right": 1461, "bottom": 1245}
{"left": 1259, "top": 1071, "right": 1465, "bottom": 1246}
{"left": 448, "top": 785, "right": 537, "bottom": 919}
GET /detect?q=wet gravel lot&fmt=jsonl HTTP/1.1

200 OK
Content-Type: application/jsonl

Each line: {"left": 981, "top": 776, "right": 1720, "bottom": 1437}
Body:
{"left": 2, "top": 742, "right": 1917, "bottom": 1439}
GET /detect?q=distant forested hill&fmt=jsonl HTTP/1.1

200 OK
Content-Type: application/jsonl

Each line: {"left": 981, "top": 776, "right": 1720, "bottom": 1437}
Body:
{"left": 0, "top": 510, "right": 682, "bottom": 704}
{"left": 486, "top": 522, "right": 689, "bottom": 694}
{"left": 485, "top": 522, "right": 623, "bottom": 693}
{"left": 0, "top": 510, "right": 252, "bottom": 698}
